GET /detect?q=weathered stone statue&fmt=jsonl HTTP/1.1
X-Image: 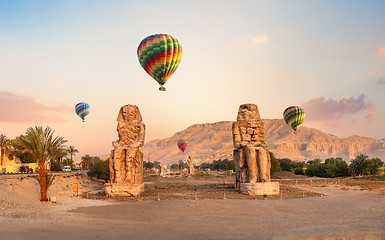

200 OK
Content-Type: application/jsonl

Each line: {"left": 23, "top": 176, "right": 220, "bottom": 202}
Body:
{"left": 187, "top": 156, "right": 194, "bottom": 175}
{"left": 158, "top": 164, "right": 164, "bottom": 176}
{"left": 105, "top": 104, "right": 145, "bottom": 197}
{"left": 232, "top": 104, "right": 279, "bottom": 196}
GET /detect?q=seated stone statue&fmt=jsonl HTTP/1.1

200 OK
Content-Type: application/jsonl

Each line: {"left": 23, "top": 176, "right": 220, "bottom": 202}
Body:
{"left": 187, "top": 156, "right": 194, "bottom": 175}
{"left": 232, "top": 104, "right": 271, "bottom": 187}
{"left": 109, "top": 104, "right": 145, "bottom": 185}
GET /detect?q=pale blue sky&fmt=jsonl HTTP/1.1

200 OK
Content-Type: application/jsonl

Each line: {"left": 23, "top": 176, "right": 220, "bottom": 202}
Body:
{"left": 1, "top": 0, "right": 384, "bottom": 157}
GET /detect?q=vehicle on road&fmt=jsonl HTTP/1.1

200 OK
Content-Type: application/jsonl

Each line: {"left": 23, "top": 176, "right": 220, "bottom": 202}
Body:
{"left": 63, "top": 166, "right": 71, "bottom": 172}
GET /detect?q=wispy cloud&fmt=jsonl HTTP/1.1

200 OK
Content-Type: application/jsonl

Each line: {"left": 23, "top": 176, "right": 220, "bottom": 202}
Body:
{"left": 302, "top": 94, "right": 375, "bottom": 122}
{"left": 365, "top": 104, "right": 376, "bottom": 121}
{"left": 252, "top": 34, "right": 267, "bottom": 44}
{"left": 0, "top": 91, "right": 72, "bottom": 123}
{"left": 378, "top": 46, "right": 385, "bottom": 58}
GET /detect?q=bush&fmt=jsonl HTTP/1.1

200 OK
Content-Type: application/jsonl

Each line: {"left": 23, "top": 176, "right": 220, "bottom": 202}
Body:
{"left": 293, "top": 167, "right": 305, "bottom": 175}
{"left": 87, "top": 160, "right": 110, "bottom": 182}
{"left": 270, "top": 152, "right": 280, "bottom": 176}
{"left": 278, "top": 158, "right": 293, "bottom": 172}
{"left": 305, "top": 162, "right": 326, "bottom": 177}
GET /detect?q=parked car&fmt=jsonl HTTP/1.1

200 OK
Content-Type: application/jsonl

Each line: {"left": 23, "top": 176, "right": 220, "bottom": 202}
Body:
{"left": 63, "top": 166, "right": 71, "bottom": 172}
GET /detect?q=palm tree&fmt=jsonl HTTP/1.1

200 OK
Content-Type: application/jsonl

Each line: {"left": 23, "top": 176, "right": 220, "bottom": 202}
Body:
{"left": 16, "top": 126, "right": 67, "bottom": 201}
{"left": 66, "top": 146, "right": 78, "bottom": 169}
{"left": 0, "top": 134, "right": 11, "bottom": 172}
{"left": 349, "top": 154, "right": 369, "bottom": 176}
{"left": 81, "top": 154, "right": 92, "bottom": 170}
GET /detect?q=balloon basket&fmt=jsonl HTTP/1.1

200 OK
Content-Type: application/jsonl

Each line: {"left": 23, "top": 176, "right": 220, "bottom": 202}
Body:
{"left": 159, "top": 86, "right": 166, "bottom": 91}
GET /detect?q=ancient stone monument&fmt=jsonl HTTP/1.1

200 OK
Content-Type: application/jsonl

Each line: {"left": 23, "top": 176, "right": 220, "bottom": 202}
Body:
{"left": 105, "top": 104, "right": 145, "bottom": 197}
{"left": 158, "top": 164, "right": 164, "bottom": 176}
{"left": 187, "top": 156, "right": 194, "bottom": 175}
{"left": 232, "top": 104, "right": 279, "bottom": 196}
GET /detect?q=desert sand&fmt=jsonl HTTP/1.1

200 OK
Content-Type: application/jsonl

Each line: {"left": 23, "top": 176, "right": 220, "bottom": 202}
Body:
{"left": 1, "top": 172, "right": 384, "bottom": 240}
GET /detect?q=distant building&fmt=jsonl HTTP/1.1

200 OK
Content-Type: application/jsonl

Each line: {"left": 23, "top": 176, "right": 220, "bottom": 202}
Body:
{"left": 1, "top": 156, "right": 37, "bottom": 173}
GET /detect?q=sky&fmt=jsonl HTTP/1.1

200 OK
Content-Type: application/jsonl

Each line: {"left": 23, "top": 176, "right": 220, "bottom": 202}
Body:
{"left": 1, "top": 0, "right": 385, "bottom": 158}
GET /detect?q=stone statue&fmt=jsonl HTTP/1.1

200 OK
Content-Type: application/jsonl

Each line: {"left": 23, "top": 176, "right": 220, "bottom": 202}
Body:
{"left": 105, "top": 104, "right": 145, "bottom": 197}
{"left": 158, "top": 164, "right": 164, "bottom": 176}
{"left": 187, "top": 156, "right": 194, "bottom": 175}
{"left": 232, "top": 104, "right": 271, "bottom": 187}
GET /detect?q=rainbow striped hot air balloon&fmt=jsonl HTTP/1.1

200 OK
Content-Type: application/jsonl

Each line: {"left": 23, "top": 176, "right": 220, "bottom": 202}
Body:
{"left": 177, "top": 139, "right": 188, "bottom": 153}
{"left": 75, "top": 102, "right": 90, "bottom": 122}
{"left": 283, "top": 106, "right": 305, "bottom": 134}
{"left": 137, "top": 34, "right": 182, "bottom": 91}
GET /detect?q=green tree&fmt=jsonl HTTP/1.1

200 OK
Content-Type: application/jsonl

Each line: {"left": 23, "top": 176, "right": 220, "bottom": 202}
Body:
{"left": 349, "top": 154, "right": 369, "bottom": 176}
{"left": 170, "top": 163, "right": 179, "bottom": 169}
{"left": 278, "top": 158, "right": 293, "bottom": 171}
{"left": 9, "top": 136, "right": 35, "bottom": 163}
{"left": 363, "top": 158, "right": 384, "bottom": 175}
{"left": 81, "top": 155, "right": 93, "bottom": 169}
{"left": 270, "top": 152, "right": 280, "bottom": 176}
{"left": 293, "top": 167, "right": 305, "bottom": 175}
{"left": 305, "top": 161, "right": 326, "bottom": 177}
{"left": 0, "top": 134, "right": 11, "bottom": 171}
{"left": 66, "top": 146, "right": 78, "bottom": 169}
{"left": 87, "top": 160, "right": 110, "bottom": 181}
{"left": 143, "top": 161, "right": 155, "bottom": 169}
{"left": 324, "top": 157, "right": 349, "bottom": 177}
{"left": 14, "top": 126, "right": 67, "bottom": 201}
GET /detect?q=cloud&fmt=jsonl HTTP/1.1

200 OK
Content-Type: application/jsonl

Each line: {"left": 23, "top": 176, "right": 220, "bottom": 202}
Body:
{"left": 365, "top": 104, "right": 376, "bottom": 121}
{"left": 378, "top": 77, "right": 385, "bottom": 84}
{"left": 379, "top": 47, "right": 385, "bottom": 57}
{"left": 252, "top": 34, "right": 267, "bottom": 44}
{"left": 0, "top": 91, "right": 72, "bottom": 123}
{"left": 301, "top": 94, "right": 375, "bottom": 122}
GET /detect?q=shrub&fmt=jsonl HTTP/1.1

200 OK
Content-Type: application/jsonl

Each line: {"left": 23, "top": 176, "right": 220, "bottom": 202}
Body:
{"left": 87, "top": 160, "right": 110, "bottom": 182}
{"left": 293, "top": 167, "right": 305, "bottom": 175}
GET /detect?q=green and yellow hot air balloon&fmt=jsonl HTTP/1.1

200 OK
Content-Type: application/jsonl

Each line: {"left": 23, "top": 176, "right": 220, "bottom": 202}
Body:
{"left": 137, "top": 34, "right": 182, "bottom": 91}
{"left": 283, "top": 106, "right": 305, "bottom": 134}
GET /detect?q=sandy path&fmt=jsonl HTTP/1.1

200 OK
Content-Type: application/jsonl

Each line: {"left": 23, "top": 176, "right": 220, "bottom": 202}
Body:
{"left": 1, "top": 174, "right": 385, "bottom": 239}
{"left": 1, "top": 190, "right": 385, "bottom": 239}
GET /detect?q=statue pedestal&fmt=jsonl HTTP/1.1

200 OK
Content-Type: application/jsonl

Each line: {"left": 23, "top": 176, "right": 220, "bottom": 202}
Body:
{"left": 240, "top": 182, "right": 280, "bottom": 196}
{"left": 104, "top": 183, "right": 144, "bottom": 197}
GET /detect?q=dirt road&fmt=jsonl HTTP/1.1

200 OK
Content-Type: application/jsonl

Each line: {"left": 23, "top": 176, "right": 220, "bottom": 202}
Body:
{"left": 1, "top": 173, "right": 384, "bottom": 239}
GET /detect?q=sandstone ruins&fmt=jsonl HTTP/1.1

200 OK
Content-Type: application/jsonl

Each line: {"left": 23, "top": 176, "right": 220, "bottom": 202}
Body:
{"left": 105, "top": 104, "right": 145, "bottom": 197}
{"left": 232, "top": 104, "right": 279, "bottom": 195}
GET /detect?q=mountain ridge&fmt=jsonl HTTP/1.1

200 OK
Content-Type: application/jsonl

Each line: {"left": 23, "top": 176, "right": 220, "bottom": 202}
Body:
{"left": 141, "top": 119, "right": 385, "bottom": 165}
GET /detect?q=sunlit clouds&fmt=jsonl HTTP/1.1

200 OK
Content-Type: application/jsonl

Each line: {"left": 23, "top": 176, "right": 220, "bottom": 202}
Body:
{"left": 0, "top": 91, "right": 72, "bottom": 123}
{"left": 365, "top": 104, "right": 376, "bottom": 121}
{"left": 378, "top": 46, "right": 385, "bottom": 57}
{"left": 302, "top": 94, "right": 375, "bottom": 122}
{"left": 252, "top": 34, "right": 267, "bottom": 44}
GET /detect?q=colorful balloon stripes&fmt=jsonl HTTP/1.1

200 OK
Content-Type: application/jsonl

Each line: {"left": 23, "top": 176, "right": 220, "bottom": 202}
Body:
{"left": 177, "top": 139, "right": 188, "bottom": 152}
{"left": 283, "top": 106, "right": 305, "bottom": 134}
{"left": 75, "top": 102, "right": 90, "bottom": 122}
{"left": 137, "top": 34, "right": 182, "bottom": 90}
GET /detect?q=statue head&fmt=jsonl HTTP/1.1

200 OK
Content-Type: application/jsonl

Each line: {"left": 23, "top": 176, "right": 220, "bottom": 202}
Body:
{"left": 117, "top": 104, "right": 142, "bottom": 130}
{"left": 236, "top": 104, "right": 261, "bottom": 122}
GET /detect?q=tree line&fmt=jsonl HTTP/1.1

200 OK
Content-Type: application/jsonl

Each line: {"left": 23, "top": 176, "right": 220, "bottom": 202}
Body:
{"left": 277, "top": 154, "right": 384, "bottom": 178}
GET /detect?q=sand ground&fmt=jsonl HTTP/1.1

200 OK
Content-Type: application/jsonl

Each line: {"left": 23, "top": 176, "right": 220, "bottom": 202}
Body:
{"left": 0, "top": 172, "right": 384, "bottom": 240}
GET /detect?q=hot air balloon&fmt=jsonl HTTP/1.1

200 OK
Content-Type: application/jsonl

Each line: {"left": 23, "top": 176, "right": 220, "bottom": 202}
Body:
{"left": 283, "top": 106, "right": 305, "bottom": 134}
{"left": 75, "top": 102, "right": 90, "bottom": 122}
{"left": 177, "top": 139, "right": 188, "bottom": 153}
{"left": 137, "top": 34, "right": 182, "bottom": 91}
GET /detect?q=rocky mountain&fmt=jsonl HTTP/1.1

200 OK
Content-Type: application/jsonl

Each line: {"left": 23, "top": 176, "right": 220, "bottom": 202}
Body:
{"left": 142, "top": 120, "right": 385, "bottom": 165}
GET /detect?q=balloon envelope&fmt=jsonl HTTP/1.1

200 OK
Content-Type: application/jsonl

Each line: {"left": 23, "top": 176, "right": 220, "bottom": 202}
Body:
{"left": 177, "top": 139, "right": 188, "bottom": 152}
{"left": 137, "top": 34, "right": 182, "bottom": 90}
{"left": 75, "top": 102, "right": 90, "bottom": 122}
{"left": 283, "top": 106, "right": 305, "bottom": 134}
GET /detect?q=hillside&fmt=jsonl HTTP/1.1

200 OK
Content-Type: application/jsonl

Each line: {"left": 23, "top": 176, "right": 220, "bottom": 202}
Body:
{"left": 142, "top": 120, "right": 385, "bottom": 165}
